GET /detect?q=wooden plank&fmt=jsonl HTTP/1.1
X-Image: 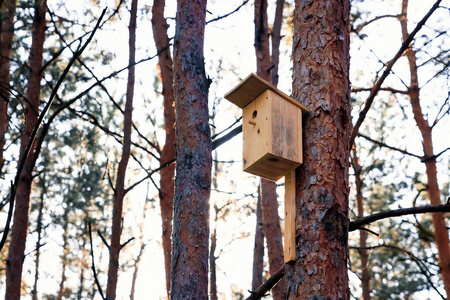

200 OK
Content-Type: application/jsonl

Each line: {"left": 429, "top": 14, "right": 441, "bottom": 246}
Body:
{"left": 224, "top": 73, "right": 308, "bottom": 112}
{"left": 284, "top": 170, "right": 296, "bottom": 263}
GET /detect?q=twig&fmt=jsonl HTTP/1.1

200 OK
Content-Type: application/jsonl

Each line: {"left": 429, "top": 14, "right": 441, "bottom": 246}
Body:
{"left": 89, "top": 222, "right": 106, "bottom": 299}
{"left": 349, "top": 203, "right": 450, "bottom": 231}
{"left": 358, "top": 133, "right": 422, "bottom": 159}
{"left": 120, "top": 237, "right": 135, "bottom": 250}
{"left": 350, "top": 0, "right": 443, "bottom": 148}
{"left": 206, "top": 0, "right": 250, "bottom": 24}
{"left": 0, "top": 8, "right": 107, "bottom": 252}
{"left": 97, "top": 230, "right": 110, "bottom": 250}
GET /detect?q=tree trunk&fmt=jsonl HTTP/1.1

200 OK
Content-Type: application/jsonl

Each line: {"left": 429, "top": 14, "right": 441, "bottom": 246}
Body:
{"left": 351, "top": 149, "right": 370, "bottom": 300}
{"left": 286, "top": 0, "right": 351, "bottom": 299}
{"left": 270, "top": 0, "right": 285, "bottom": 87}
{"left": 31, "top": 176, "right": 46, "bottom": 300}
{"left": 57, "top": 214, "right": 70, "bottom": 300}
{"left": 400, "top": 1, "right": 450, "bottom": 296}
{"left": 254, "top": 0, "right": 286, "bottom": 297}
{"left": 151, "top": 0, "right": 176, "bottom": 296}
{"left": 0, "top": 0, "right": 16, "bottom": 175}
{"left": 5, "top": 0, "right": 47, "bottom": 298}
{"left": 106, "top": 0, "right": 137, "bottom": 298}
{"left": 252, "top": 189, "right": 265, "bottom": 290}
{"left": 130, "top": 241, "right": 145, "bottom": 300}
{"left": 170, "top": 0, "right": 211, "bottom": 298}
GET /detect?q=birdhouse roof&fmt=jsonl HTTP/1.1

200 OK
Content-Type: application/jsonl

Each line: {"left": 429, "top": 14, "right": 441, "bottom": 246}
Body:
{"left": 224, "top": 73, "right": 308, "bottom": 113}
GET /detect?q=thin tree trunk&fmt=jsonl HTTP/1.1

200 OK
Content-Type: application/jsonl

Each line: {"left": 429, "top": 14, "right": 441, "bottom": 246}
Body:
{"left": 106, "top": 0, "right": 137, "bottom": 298}
{"left": 151, "top": 0, "right": 176, "bottom": 296}
{"left": 210, "top": 225, "right": 218, "bottom": 300}
{"left": 5, "top": 1, "right": 47, "bottom": 298}
{"left": 252, "top": 189, "right": 265, "bottom": 290}
{"left": 57, "top": 214, "right": 70, "bottom": 300}
{"left": 77, "top": 221, "right": 88, "bottom": 300}
{"left": 260, "top": 180, "right": 285, "bottom": 299}
{"left": 129, "top": 241, "right": 145, "bottom": 300}
{"left": 286, "top": 0, "right": 351, "bottom": 298}
{"left": 400, "top": 1, "right": 450, "bottom": 296}
{"left": 170, "top": 0, "right": 211, "bottom": 298}
{"left": 0, "top": 0, "right": 16, "bottom": 175}
{"left": 351, "top": 149, "right": 370, "bottom": 300}
{"left": 270, "top": 0, "right": 285, "bottom": 87}
{"left": 31, "top": 176, "right": 46, "bottom": 300}
{"left": 254, "top": 0, "right": 286, "bottom": 298}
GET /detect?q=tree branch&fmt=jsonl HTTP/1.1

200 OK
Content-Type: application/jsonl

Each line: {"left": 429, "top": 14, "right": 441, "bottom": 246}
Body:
{"left": 350, "top": 0, "right": 443, "bottom": 148}
{"left": 358, "top": 133, "right": 422, "bottom": 159}
{"left": 246, "top": 264, "right": 286, "bottom": 300}
{"left": 349, "top": 202, "right": 450, "bottom": 231}
{"left": 88, "top": 222, "right": 106, "bottom": 300}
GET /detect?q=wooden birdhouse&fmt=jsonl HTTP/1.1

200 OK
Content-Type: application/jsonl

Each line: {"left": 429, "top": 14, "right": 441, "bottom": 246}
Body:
{"left": 224, "top": 73, "right": 307, "bottom": 181}
{"left": 224, "top": 73, "right": 307, "bottom": 263}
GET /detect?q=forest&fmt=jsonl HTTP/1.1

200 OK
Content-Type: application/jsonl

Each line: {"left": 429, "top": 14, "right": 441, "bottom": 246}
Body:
{"left": 0, "top": 0, "right": 449, "bottom": 299}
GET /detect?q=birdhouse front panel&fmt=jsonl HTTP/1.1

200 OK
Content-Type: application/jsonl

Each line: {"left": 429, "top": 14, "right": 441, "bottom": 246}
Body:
{"left": 242, "top": 90, "right": 303, "bottom": 181}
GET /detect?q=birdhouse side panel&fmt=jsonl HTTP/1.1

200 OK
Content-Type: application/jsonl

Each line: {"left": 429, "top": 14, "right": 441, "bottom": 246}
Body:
{"left": 242, "top": 90, "right": 272, "bottom": 171}
{"left": 270, "top": 93, "right": 302, "bottom": 164}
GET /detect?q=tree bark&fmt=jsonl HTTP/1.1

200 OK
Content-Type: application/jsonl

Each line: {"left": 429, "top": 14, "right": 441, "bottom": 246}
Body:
{"left": 270, "top": 0, "right": 285, "bottom": 87}
{"left": 351, "top": 149, "right": 370, "bottom": 300}
{"left": 209, "top": 225, "right": 218, "bottom": 300}
{"left": 57, "top": 214, "right": 70, "bottom": 300}
{"left": 400, "top": 0, "right": 450, "bottom": 296}
{"left": 252, "top": 189, "right": 265, "bottom": 290}
{"left": 0, "top": 0, "right": 16, "bottom": 175}
{"left": 151, "top": 0, "right": 176, "bottom": 296}
{"left": 106, "top": 0, "right": 137, "bottom": 298}
{"left": 254, "top": 0, "right": 286, "bottom": 298}
{"left": 286, "top": 0, "right": 351, "bottom": 299}
{"left": 5, "top": 0, "right": 47, "bottom": 298}
{"left": 170, "top": 0, "right": 211, "bottom": 298}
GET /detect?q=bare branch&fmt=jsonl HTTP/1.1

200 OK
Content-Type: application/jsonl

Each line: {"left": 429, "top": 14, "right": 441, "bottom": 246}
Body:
{"left": 246, "top": 264, "right": 286, "bottom": 300}
{"left": 350, "top": 0, "right": 443, "bottom": 148}
{"left": 206, "top": 0, "right": 250, "bottom": 25}
{"left": 352, "top": 14, "right": 400, "bottom": 33}
{"left": 352, "top": 87, "right": 409, "bottom": 94}
{"left": 349, "top": 202, "right": 450, "bottom": 231}
{"left": 358, "top": 133, "right": 422, "bottom": 159}
{"left": 88, "top": 222, "right": 106, "bottom": 300}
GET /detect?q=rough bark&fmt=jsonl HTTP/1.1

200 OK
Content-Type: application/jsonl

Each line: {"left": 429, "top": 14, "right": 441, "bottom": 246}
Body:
{"left": 400, "top": 1, "right": 450, "bottom": 296}
{"left": 151, "top": 0, "right": 176, "bottom": 295}
{"left": 170, "top": 0, "right": 211, "bottom": 298}
{"left": 254, "top": 0, "right": 286, "bottom": 297}
{"left": 351, "top": 149, "right": 370, "bottom": 300}
{"left": 0, "top": 0, "right": 16, "bottom": 175}
{"left": 5, "top": 0, "right": 47, "bottom": 298}
{"left": 106, "top": 0, "right": 137, "bottom": 298}
{"left": 252, "top": 190, "right": 265, "bottom": 290}
{"left": 286, "top": 0, "right": 351, "bottom": 299}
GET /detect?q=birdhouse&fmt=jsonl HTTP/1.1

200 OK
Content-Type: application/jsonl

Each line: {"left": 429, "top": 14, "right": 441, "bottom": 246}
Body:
{"left": 224, "top": 73, "right": 307, "bottom": 181}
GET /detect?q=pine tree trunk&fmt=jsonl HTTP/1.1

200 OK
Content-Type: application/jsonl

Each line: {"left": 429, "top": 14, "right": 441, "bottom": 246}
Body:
{"left": 351, "top": 150, "right": 370, "bottom": 300}
{"left": 170, "top": 0, "right": 211, "bottom": 298}
{"left": 106, "top": 0, "right": 137, "bottom": 298}
{"left": 0, "top": 0, "right": 16, "bottom": 175}
{"left": 286, "top": 0, "right": 351, "bottom": 298}
{"left": 400, "top": 1, "right": 450, "bottom": 296}
{"left": 5, "top": 1, "right": 47, "bottom": 298}
{"left": 254, "top": 0, "right": 286, "bottom": 297}
{"left": 252, "top": 190, "right": 265, "bottom": 290}
{"left": 151, "top": 0, "right": 176, "bottom": 296}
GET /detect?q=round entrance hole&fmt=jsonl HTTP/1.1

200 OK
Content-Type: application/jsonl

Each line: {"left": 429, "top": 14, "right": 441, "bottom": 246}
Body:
{"left": 252, "top": 110, "right": 257, "bottom": 119}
